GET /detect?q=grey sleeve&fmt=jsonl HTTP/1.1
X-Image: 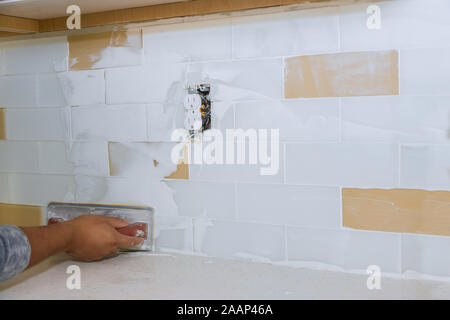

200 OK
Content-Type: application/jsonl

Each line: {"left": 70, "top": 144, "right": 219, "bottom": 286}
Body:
{"left": 0, "top": 225, "right": 31, "bottom": 282}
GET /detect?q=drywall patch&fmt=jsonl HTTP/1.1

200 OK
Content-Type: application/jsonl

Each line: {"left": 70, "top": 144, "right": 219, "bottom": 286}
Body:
{"left": 68, "top": 29, "right": 142, "bottom": 70}
{"left": 343, "top": 188, "right": 450, "bottom": 236}
{"left": 0, "top": 109, "right": 5, "bottom": 140}
{"left": 0, "top": 203, "right": 43, "bottom": 226}
{"left": 284, "top": 50, "right": 399, "bottom": 98}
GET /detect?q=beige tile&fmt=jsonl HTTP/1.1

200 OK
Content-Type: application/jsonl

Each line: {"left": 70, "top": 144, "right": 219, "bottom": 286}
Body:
{"left": 0, "top": 109, "right": 5, "bottom": 140}
{"left": 343, "top": 188, "right": 450, "bottom": 237}
{"left": 0, "top": 203, "right": 42, "bottom": 226}
{"left": 166, "top": 145, "right": 189, "bottom": 180}
{"left": 165, "top": 163, "right": 189, "bottom": 180}
{"left": 284, "top": 50, "right": 398, "bottom": 98}
{"left": 68, "top": 29, "right": 142, "bottom": 70}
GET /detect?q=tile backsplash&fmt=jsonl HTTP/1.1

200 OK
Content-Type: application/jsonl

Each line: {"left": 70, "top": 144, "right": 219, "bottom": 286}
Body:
{"left": 0, "top": 0, "right": 449, "bottom": 278}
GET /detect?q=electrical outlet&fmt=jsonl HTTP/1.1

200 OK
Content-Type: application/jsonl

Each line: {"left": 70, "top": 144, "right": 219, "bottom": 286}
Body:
{"left": 184, "top": 84, "right": 211, "bottom": 138}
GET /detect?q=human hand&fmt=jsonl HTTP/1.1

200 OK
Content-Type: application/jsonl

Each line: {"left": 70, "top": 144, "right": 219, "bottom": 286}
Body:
{"left": 64, "top": 215, "right": 143, "bottom": 261}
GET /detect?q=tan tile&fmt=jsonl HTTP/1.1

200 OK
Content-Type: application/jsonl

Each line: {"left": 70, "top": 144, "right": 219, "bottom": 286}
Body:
{"left": 68, "top": 29, "right": 142, "bottom": 70}
{"left": 166, "top": 144, "right": 189, "bottom": 180}
{"left": 166, "top": 163, "right": 189, "bottom": 180}
{"left": 0, "top": 109, "right": 5, "bottom": 140}
{"left": 343, "top": 188, "right": 450, "bottom": 236}
{"left": 0, "top": 203, "right": 43, "bottom": 226}
{"left": 284, "top": 50, "right": 398, "bottom": 98}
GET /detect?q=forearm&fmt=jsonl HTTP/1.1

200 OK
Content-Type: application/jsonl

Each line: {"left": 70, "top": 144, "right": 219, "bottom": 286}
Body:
{"left": 20, "top": 222, "right": 73, "bottom": 269}
{"left": 1, "top": 215, "right": 138, "bottom": 282}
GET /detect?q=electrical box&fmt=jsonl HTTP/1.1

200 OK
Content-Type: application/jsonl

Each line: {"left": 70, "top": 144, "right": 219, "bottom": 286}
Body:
{"left": 184, "top": 84, "right": 211, "bottom": 138}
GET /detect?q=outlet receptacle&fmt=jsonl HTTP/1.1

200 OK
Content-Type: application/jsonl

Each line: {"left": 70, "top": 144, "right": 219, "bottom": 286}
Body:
{"left": 184, "top": 84, "right": 211, "bottom": 137}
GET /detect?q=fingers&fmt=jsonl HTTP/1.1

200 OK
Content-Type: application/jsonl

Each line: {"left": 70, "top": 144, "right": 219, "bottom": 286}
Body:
{"left": 115, "top": 233, "right": 144, "bottom": 249}
{"left": 97, "top": 215, "right": 129, "bottom": 228}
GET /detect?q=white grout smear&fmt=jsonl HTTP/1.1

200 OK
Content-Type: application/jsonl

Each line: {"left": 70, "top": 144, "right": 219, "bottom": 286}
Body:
{"left": 69, "top": 58, "right": 79, "bottom": 68}
{"left": 108, "top": 142, "right": 178, "bottom": 179}
{"left": 91, "top": 46, "right": 142, "bottom": 69}
{"left": 192, "top": 217, "right": 214, "bottom": 253}
{"left": 52, "top": 52, "right": 189, "bottom": 254}
{"left": 234, "top": 253, "right": 272, "bottom": 263}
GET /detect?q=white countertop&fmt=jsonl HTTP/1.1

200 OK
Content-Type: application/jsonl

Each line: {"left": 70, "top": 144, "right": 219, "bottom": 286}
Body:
{"left": 1, "top": 252, "right": 450, "bottom": 299}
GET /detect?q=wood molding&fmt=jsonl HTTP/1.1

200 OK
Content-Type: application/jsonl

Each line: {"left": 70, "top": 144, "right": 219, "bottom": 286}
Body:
{"left": 0, "top": 14, "right": 39, "bottom": 33}
{"left": 39, "top": 0, "right": 329, "bottom": 32}
{"left": 0, "top": 31, "right": 20, "bottom": 37}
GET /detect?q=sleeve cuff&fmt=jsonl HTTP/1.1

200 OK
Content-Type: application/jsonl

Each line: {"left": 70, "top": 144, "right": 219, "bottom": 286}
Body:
{"left": 0, "top": 225, "right": 31, "bottom": 282}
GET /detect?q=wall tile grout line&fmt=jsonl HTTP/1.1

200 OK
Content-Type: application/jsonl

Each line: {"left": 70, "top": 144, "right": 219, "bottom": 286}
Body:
{"left": 284, "top": 225, "right": 288, "bottom": 262}
{"left": 339, "top": 186, "right": 343, "bottom": 228}
{"left": 397, "top": 143, "right": 402, "bottom": 188}
{"left": 234, "top": 182, "right": 239, "bottom": 221}
{"left": 338, "top": 97, "right": 342, "bottom": 142}
{"left": 337, "top": 5, "right": 341, "bottom": 52}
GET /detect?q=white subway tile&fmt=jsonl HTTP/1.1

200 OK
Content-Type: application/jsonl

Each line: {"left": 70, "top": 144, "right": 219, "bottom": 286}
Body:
{"left": 165, "top": 180, "right": 235, "bottom": 220}
{"left": 342, "top": 96, "right": 450, "bottom": 143}
{"left": 287, "top": 227, "right": 401, "bottom": 272}
{"left": 285, "top": 143, "right": 398, "bottom": 187}
{"left": 8, "top": 173, "right": 75, "bottom": 206}
{"left": 106, "top": 64, "right": 186, "bottom": 104}
{"left": 0, "top": 75, "right": 37, "bottom": 107}
{"left": 5, "top": 108, "right": 70, "bottom": 140}
{"left": 194, "top": 219, "right": 285, "bottom": 261}
{"left": 187, "top": 59, "right": 283, "bottom": 101}
{"left": 235, "top": 99, "right": 339, "bottom": 141}
{"left": 232, "top": 7, "right": 338, "bottom": 59}
{"left": 155, "top": 215, "right": 193, "bottom": 252}
{"left": 211, "top": 101, "right": 235, "bottom": 132}
{"left": 38, "top": 142, "right": 73, "bottom": 174}
{"left": 340, "top": 0, "right": 450, "bottom": 51}
{"left": 400, "top": 145, "right": 450, "bottom": 189}
{"left": 144, "top": 19, "right": 231, "bottom": 63}
{"left": 108, "top": 142, "right": 178, "bottom": 178}
{"left": 74, "top": 177, "right": 178, "bottom": 215}
{"left": 58, "top": 70, "right": 105, "bottom": 106}
{"left": 0, "top": 141, "right": 39, "bottom": 172}
{"left": 188, "top": 140, "right": 284, "bottom": 183}
{"left": 75, "top": 176, "right": 151, "bottom": 206}
{"left": 69, "top": 142, "right": 110, "bottom": 176}
{"left": 147, "top": 103, "right": 184, "bottom": 142}
{"left": 71, "top": 105, "right": 147, "bottom": 141}
{"left": 0, "top": 37, "right": 67, "bottom": 75}
{"left": 402, "top": 234, "right": 450, "bottom": 277}
{"left": 148, "top": 181, "right": 179, "bottom": 216}
{"left": 37, "top": 74, "right": 67, "bottom": 107}
{"left": 38, "top": 142, "right": 109, "bottom": 176}
{"left": 0, "top": 174, "right": 8, "bottom": 203}
{"left": 237, "top": 183, "right": 340, "bottom": 228}
{"left": 400, "top": 47, "right": 450, "bottom": 95}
